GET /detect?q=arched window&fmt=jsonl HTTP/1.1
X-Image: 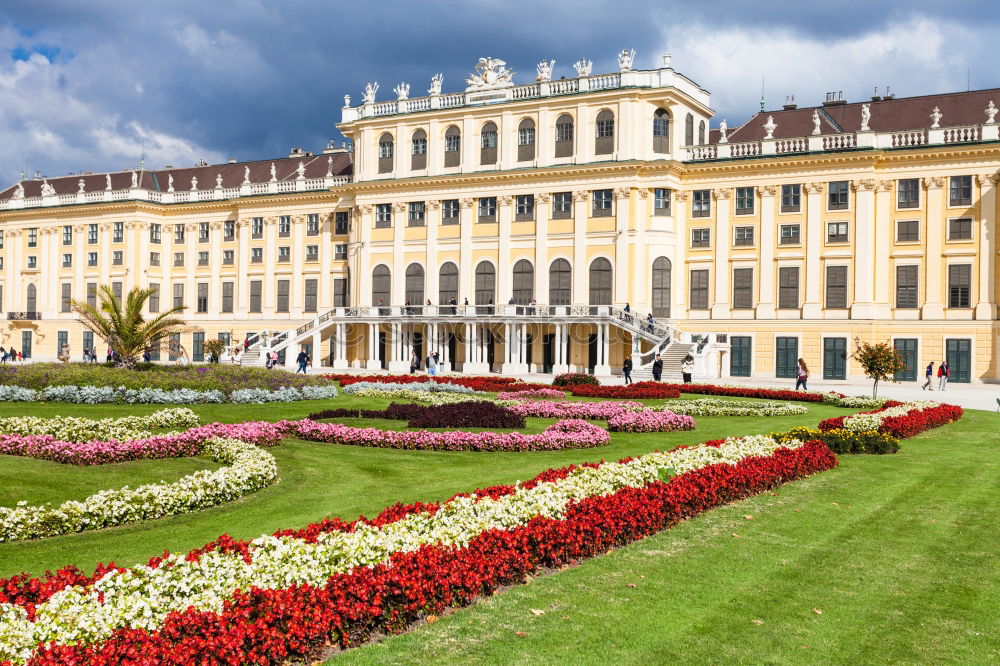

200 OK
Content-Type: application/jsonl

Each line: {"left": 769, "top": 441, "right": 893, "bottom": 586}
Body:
{"left": 474, "top": 261, "right": 496, "bottom": 304}
{"left": 512, "top": 259, "right": 534, "bottom": 304}
{"left": 404, "top": 263, "right": 425, "bottom": 305}
{"left": 653, "top": 108, "right": 670, "bottom": 154}
{"left": 549, "top": 259, "right": 572, "bottom": 305}
{"left": 652, "top": 257, "right": 672, "bottom": 318}
{"left": 372, "top": 265, "right": 391, "bottom": 305}
{"left": 444, "top": 125, "right": 461, "bottom": 167}
{"left": 26, "top": 283, "right": 37, "bottom": 313}
{"left": 378, "top": 132, "right": 394, "bottom": 174}
{"left": 410, "top": 129, "right": 427, "bottom": 171}
{"left": 517, "top": 118, "right": 536, "bottom": 162}
{"left": 595, "top": 109, "right": 615, "bottom": 155}
{"left": 480, "top": 121, "right": 498, "bottom": 165}
{"left": 438, "top": 262, "right": 458, "bottom": 305}
{"left": 555, "top": 113, "right": 574, "bottom": 158}
{"left": 698, "top": 120, "right": 706, "bottom": 145}
{"left": 684, "top": 114, "right": 694, "bottom": 146}
{"left": 588, "top": 258, "right": 612, "bottom": 305}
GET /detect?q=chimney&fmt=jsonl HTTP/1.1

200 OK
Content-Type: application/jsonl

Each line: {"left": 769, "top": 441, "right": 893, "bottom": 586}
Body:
{"left": 871, "top": 86, "right": 881, "bottom": 102}
{"left": 782, "top": 95, "right": 797, "bottom": 110}
{"left": 822, "top": 91, "right": 846, "bottom": 106}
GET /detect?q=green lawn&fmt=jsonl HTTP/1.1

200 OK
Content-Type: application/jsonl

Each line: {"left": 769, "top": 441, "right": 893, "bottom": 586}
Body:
{"left": 1, "top": 396, "right": 996, "bottom": 664}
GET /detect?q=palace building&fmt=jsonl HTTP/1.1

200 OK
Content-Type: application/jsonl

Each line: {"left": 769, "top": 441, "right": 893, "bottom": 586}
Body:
{"left": 1, "top": 52, "right": 998, "bottom": 383}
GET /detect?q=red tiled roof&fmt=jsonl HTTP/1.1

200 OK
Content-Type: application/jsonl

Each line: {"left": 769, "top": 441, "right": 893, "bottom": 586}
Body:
{"left": 0, "top": 153, "right": 353, "bottom": 202}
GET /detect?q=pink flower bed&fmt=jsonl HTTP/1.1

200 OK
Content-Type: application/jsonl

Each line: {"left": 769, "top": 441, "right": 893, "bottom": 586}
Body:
{"left": 0, "top": 422, "right": 286, "bottom": 466}
{"left": 506, "top": 400, "right": 644, "bottom": 420}
{"left": 607, "top": 410, "right": 696, "bottom": 433}
{"left": 496, "top": 388, "right": 566, "bottom": 401}
{"left": 285, "top": 418, "right": 608, "bottom": 452}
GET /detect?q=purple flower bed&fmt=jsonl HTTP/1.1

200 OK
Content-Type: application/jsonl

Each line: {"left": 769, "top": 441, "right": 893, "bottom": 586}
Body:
{"left": 606, "top": 410, "right": 696, "bottom": 433}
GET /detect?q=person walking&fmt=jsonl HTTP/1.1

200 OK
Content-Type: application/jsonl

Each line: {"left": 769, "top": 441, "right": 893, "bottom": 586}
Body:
{"left": 937, "top": 360, "right": 949, "bottom": 391}
{"left": 17, "top": 350, "right": 23, "bottom": 363}
{"left": 652, "top": 353, "right": 663, "bottom": 382}
{"left": 143, "top": 348, "right": 152, "bottom": 363}
{"left": 7, "top": 347, "right": 15, "bottom": 363}
{"left": 409, "top": 350, "right": 419, "bottom": 374}
{"left": 426, "top": 350, "right": 437, "bottom": 377}
{"left": 646, "top": 313, "right": 655, "bottom": 333}
{"left": 922, "top": 361, "right": 935, "bottom": 390}
{"left": 622, "top": 357, "right": 633, "bottom": 385}
{"left": 795, "top": 358, "right": 809, "bottom": 391}
{"left": 243, "top": 337, "right": 250, "bottom": 352}
{"left": 106, "top": 346, "right": 113, "bottom": 363}
{"left": 0, "top": 346, "right": 6, "bottom": 364}
{"left": 622, "top": 302, "right": 632, "bottom": 324}
{"left": 295, "top": 348, "right": 310, "bottom": 374}
{"left": 681, "top": 354, "right": 694, "bottom": 384}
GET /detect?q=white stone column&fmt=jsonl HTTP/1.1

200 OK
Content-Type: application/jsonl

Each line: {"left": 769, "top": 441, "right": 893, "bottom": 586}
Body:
{"left": 873, "top": 181, "right": 893, "bottom": 318}
{"left": 459, "top": 199, "right": 473, "bottom": 302}
{"left": 595, "top": 323, "right": 611, "bottom": 376}
{"left": 311, "top": 330, "right": 322, "bottom": 368}
{"left": 535, "top": 193, "right": 550, "bottom": 303}
{"left": 391, "top": 203, "right": 406, "bottom": 306}
{"left": 463, "top": 322, "right": 472, "bottom": 370}
{"left": 634, "top": 190, "right": 650, "bottom": 310}
{"left": 672, "top": 192, "right": 689, "bottom": 317}
{"left": 366, "top": 323, "right": 380, "bottom": 370}
{"left": 922, "top": 178, "right": 945, "bottom": 319}
{"left": 710, "top": 188, "right": 731, "bottom": 317}
{"left": 553, "top": 323, "right": 569, "bottom": 374}
{"left": 614, "top": 188, "right": 630, "bottom": 304}
{"left": 358, "top": 205, "right": 373, "bottom": 305}
{"left": 498, "top": 196, "right": 513, "bottom": 302}
{"left": 333, "top": 323, "right": 349, "bottom": 369}
{"left": 802, "top": 182, "right": 824, "bottom": 318}
{"left": 427, "top": 201, "right": 440, "bottom": 304}
{"left": 572, "top": 191, "right": 588, "bottom": 304}
{"left": 975, "top": 174, "right": 998, "bottom": 320}
{"left": 850, "top": 179, "right": 877, "bottom": 319}
{"left": 502, "top": 321, "right": 514, "bottom": 373}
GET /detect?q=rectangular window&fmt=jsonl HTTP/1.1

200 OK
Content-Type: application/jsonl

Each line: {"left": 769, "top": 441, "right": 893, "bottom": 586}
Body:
{"left": 780, "top": 184, "right": 801, "bottom": 212}
{"left": 113, "top": 250, "right": 123, "bottom": 265}
{"left": 412, "top": 136, "right": 427, "bottom": 155}
{"left": 174, "top": 224, "right": 185, "bottom": 243}
{"left": 592, "top": 189, "right": 612, "bottom": 216}
{"left": 735, "top": 187, "right": 754, "bottom": 215}
{"left": 306, "top": 245, "right": 319, "bottom": 261}
{"left": 948, "top": 264, "right": 971, "bottom": 308}
{"left": 515, "top": 194, "right": 534, "bottom": 220}
{"left": 278, "top": 246, "right": 290, "bottom": 262}
{"left": 375, "top": 203, "right": 392, "bottom": 228}
{"left": 898, "top": 178, "right": 920, "bottom": 208}
{"left": 113, "top": 222, "right": 124, "bottom": 243}
{"left": 197, "top": 282, "right": 208, "bottom": 313}
{"left": 441, "top": 199, "right": 459, "bottom": 224}
{"left": 689, "top": 269, "right": 709, "bottom": 309}
{"left": 199, "top": 222, "right": 209, "bottom": 242}
{"left": 85, "top": 283, "right": 97, "bottom": 309}
{"left": 949, "top": 175, "right": 972, "bottom": 206}
{"left": 654, "top": 188, "right": 671, "bottom": 215}
{"left": 691, "top": 228, "right": 711, "bottom": 248}
{"left": 62, "top": 253, "right": 72, "bottom": 268}
{"left": 827, "top": 221, "right": 849, "bottom": 243}
{"left": 828, "top": 181, "right": 849, "bottom": 210}
{"left": 149, "top": 223, "right": 161, "bottom": 244}
{"left": 278, "top": 216, "right": 291, "bottom": 237}
{"left": 306, "top": 214, "right": 320, "bottom": 236}
{"left": 27, "top": 256, "right": 37, "bottom": 269}
{"left": 692, "top": 189, "right": 711, "bottom": 217}
{"left": 334, "top": 211, "right": 350, "bottom": 234}
{"left": 149, "top": 284, "right": 159, "bottom": 312}
{"left": 88, "top": 224, "right": 98, "bottom": 244}
{"left": 407, "top": 201, "right": 426, "bottom": 226}
{"left": 734, "top": 226, "right": 754, "bottom": 246}
{"left": 88, "top": 251, "right": 98, "bottom": 267}
{"left": 334, "top": 243, "right": 347, "bottom": 260}
{"left": 779, "top": 224, "right": 800, "bottom": 244}
{"left": 334, "top": 278, "right": 349, "bottom": 307}
{"left": 28, "top": 228, "right": 38, "bottom": 247}
{"left": 112, "top": 282, "right": 122, "bottom": 303}
{"left": 732, "top": 268, "right": 754, "bottom": 309}
{"left": 174, "top": 252, "right": 185, "bottom": 267}
{"left": 224, "top": 220, "right": 236, "bottom": 241}
{"left": 556, "top": 121, "right": 573, "bottom": 142}
{"left": 251, "top": 247, "right": 263, "bottom": 263}
{"left": 304, "top": 278, "right": 318, "bottom": 312}
{"left": 198, "top": 251, "right": 208, "bottom": 266}
{"left": 149, "top": 251, "right": 160, "bottom": 266}
{"left": 0, "top": 232, "right": 3, "bottom": 249}
{"left": 276, "top": 279, "right": 290, "bottom": 312}
{"left": 778, "top": 266, "right": 800, "bottom": 308}
{"left": 518, "top": 127, "right": 535, "bottom": 146}
{"left": 63, "top": 225, "right": 73, "bottom": 245}
{"left": 221, "top": 282, "right": 234, "bottom": 313}
{"left": 552, "top": 192, "right": 573, "bottom": 219}
{"left": 251, "top": 217, "right": 264, "bottom": 238}
{"left": 478, "top": 197, "right": 497, "bottom": 222}
{"left": 61, "top": 283, "right": 72, "bottom": 312}
{"left": 481, "top": 129, "right": 498, "bottom": 149}
{"left": 222, "top": 249, "right": 234, "bottom": 265}
{"left": 948, "top": 217, "right": 973, "bottom": 240}
{"left": 192, "top": 332, "right": 205, "bottom": 362}
{"left": 896, "top": 265, "right": 918, "bottom": 309}
{"left": 596, "top": 117, "right": 614, "bottom": 138}
{"left": 173, "top": 283, "right": 184, "bottom": 309}
{"left": 825, "top": 265, "right": 848, "bottom": 309}
{"left": 896, "top": 220, "right": 919, "bottom": 242}
{"left": 379, "top": 139, "right": 393, "bottom": 158}
{"left": 249, "top": 280, "right": 262, "bottom": 313}
{"left": 445, "top": 134, "right": 460, "bottom": 152}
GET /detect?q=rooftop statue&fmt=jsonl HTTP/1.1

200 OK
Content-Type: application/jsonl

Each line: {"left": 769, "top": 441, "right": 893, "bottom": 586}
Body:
{"left": 930, "top": 106, "right": 942, "bottom": 128}
{"left": 270, "top": 162, "right": 277, "bottom": 181}
{"left": 812, "top": 109, "right": 821, "bottom": 135}
{"left": 105, "top": 173, "right": 112, "bottom": 190}
{"left": 986, "top": 100, "right": 998, "bottom": 124}
{"left": 617, "top": 48, "right": 636, "bottom": 72}
{"left": 167, "top": 174, "right": 174, "bottom": 192}
{"left": 244, "top": 166, "right": 251, "bottom": 184}
{"left": 78, "top": 178, "right": 86, "bottom": 193}
{"left": 296, "top": 161, "right": 306, "bottom": 178}
{"left": 40, "top": 180, "right": 55, "bottom": 197}
{"left": 465, "top": 57, "right": 514, "bottom": 91}
{"left": 362, "top": 81, "right": 379, "bottom": 104}
{"left": 718, "top": 119, "right": 728, "bottom": 143}
{"left": 573, "top": 58, "right": 592, "bottom": 77}
{"left": 131, "top": 171, "right": 138, "bottom": 188}
{"left": 216, "top": 173, "right": 223, "bottom": 188}
{"left": 428, "top": 73, "right": 443, "bottom": 95}
{"left": 13, "top": 182, "right": 23, "bottom": 199}
{"left": 762, "top": 115, "right": 777, "bottom": 140}
{"left": 860, "top": 103, "right": 871, "bottom": 131}
{"left": 393, "top": 82, "right": 410, "bottom": 100}
{"left": 536, "top": 59, "right": 554, "bottom": 82}
{"left": 191, "top": 176, "right": 198, "bottom": 191}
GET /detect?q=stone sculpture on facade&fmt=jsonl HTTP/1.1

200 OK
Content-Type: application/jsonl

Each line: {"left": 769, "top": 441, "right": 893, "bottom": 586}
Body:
{"left": 860, "top": 103, "right": 871, "bottom": 131}
{"left": 270, "top": 163, "right": 277, "bottom": 181}
{"left": 393, "top": 82, "right": 410, "bottom": 100}
{"left": 40, "top": 180, "right": 55, "bottom": 197}
{"left": 930, "top": 106, "right": 942, "bottom": 128}
{"left": 326, "top": 156, "right": 334, "bottom": 177}
{"left": 811, "top": 109, "right": 821, "bottom": 135}
{"left": 428, "top": 73, "right": 443, "bottom": 95}
{"left": 986, "top": 101, "right": 998, "bottom": 124}
{"left": 191, "top": 176, "right": 198, "bottom": 191}
{"left": 536, "top": 59, "right": 555, "bottom": 82}
{"left": 465, "top": 57, "right": 514, "bottom": 90}
{"left": 105, "top": 173, "right": 112, "bottom": 190}
{"left": 78, "top": 179, "right": 85, "bottom": 193}
{"left": 617, "top": 48, "right": 636, "bottom": 72}
{"left": 762, "top": 115, "right": 777, "bottom": 140}
{"left": 362, "top": 82, "right": 379, "bottom": 104}
{"left": 343, "top": 94, "right": 351, "bottom": 107}
{"left": 12, "top": 183, "right": 23, "bottom": 199}
{"left": 718, "top": 119, "right": 728, "bottom": 143}
{"left": 131, "top": 171, "right": 138, "bottom": 189}
{"left": 574, "top": 58, "right": 593, "bottom": 77}
{"left": 296, "top": 161, "right": 306, "bottom": 178}
{"left": 167, "top": 174, "right": 174, "bottom": 192}
{"left": 216, "top": 173, "right": 223, "bottom": 188}
{"left": 243, "top": 166, "right": 251, "bottom": 184}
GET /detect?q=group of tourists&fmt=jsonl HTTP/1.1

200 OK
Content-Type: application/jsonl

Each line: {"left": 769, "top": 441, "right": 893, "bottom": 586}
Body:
{"left": 922, "top": 361, "right": 951, "bottom": 391}
{"left": 635, "top": 353, "right": 695, "bottom": 384}
{"left": 0, "top": 346, "right": 22, "bottom": 363}
{"left": 409, "top": 349, "right": 440, "bottom": 375}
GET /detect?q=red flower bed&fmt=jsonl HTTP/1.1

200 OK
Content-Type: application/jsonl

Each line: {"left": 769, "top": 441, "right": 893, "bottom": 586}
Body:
{"left": 660, "top": 383, "right": 827, "bottom": 402}
{"left": 16, "top": 441, "right": 837, "bottom": 664}
{"left": 817, "top": 402, "right": 963, "bottom": 439}
{"left": 569, "top": 382, "right": 682, "bottom": 399}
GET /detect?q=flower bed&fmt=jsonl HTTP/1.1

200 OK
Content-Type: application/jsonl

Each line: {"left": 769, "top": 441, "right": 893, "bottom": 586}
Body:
{"left": 0, "top": 384, "right": 338, "bottom": 404}
{"left": 568, "top": 382, "right": 682, "bottom": 399}
{"left": 0, "top": 408, "right": 199, "bottom": 442}
{"left": 496, "top": 388, "right": 566, "bottom": 400}
{"left": 323, "top": 374, "right": 551, "bottom": 393}
{"left": 505, "top": 399, "right": 644, "bottom": 420}
{"left": 286, "top": 417, "right": 607, "bottom": 452}
{"left": 606, "top": 410, "right": 696, "bottom": 433}
{"left": 0, "top": 435, "right": 837, "bottom": 664}
{"left": 818, "top": 401, "right": 963, "bottom": 438}
{"left": 664, "top": 398, "right": 809, "bottom": 417}
{"left": 341, "top": 381, "right": 473, "bottom": 395}
{"left": 0, "top": 437, "right": 278, "bottom": 544}
{"left": 307, "top": 401, "right": 526, "bottom": 429}
{"left": 821, "top": 394, "right": 887, "bottom": 409}
{"left": 772, "top": 427, "right": 900, "bottom": 454}
{"left": 552, "top": 372, "right": 600, "bottom": 387}
{"left": 649, "top": 383, "right": 828, "bottom": 402}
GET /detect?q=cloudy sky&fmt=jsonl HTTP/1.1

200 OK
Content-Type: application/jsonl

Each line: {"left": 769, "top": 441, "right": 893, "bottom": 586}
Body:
{"left": 1, "top": 0, "right": 997, "bottom": 184}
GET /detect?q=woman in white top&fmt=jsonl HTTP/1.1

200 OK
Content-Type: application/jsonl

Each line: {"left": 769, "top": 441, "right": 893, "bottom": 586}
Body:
{"left": 680, "top": 355, "right": 694, "bottom": 383}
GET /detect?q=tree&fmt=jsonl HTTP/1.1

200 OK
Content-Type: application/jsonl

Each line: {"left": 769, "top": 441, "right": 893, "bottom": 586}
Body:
{"left": 203, "top": 339, "right": 225, "bottom": 363}
{"left": 72, "top": 285, "right": 187, "bottom": 368}
{"left": 851, "top": 341, "right": 907, "bottom": 398}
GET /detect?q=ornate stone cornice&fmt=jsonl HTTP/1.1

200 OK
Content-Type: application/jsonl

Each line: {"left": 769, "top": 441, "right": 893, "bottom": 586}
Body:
{"left": 802, "top": 183, "right": 823, "bottom": 194}
{"left": 459, "top": 198, "right": 474, "bottom": 209}
{"left": 922, "top": 176, "right": 944, "bottom": 189}
{"left": 613, "top": 187, "right": 631, "bottom": 200}
{"left": 711, "top": 187, "right": 731, "bottom": 200}
{"left": 759, "top": 185, "right": 777, "bottom": 196}
{"left": 851, "top": 179, "right": 877, "bottom": 192}
{"left": 573, "top": 191, "right": 589, "bottom": 202}
{"left": 535, "top": 192, "right": 551, "bottom": 203}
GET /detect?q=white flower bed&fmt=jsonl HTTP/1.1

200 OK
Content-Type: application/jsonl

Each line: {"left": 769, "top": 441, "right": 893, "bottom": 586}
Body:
{"left": 0, "top": 384, "right": 337, "bottom": 404}
{"left": 662, "top": 399, "right": 808, "bottom": 417}
{"left": 0, "top": 408, "right": 199, "bottom": 442}
{"left": 822, "top": 394, "right": 888, "bottom": 409}
{"left": 345, "top": 386, "right": 489, "bottom": 406}
{"left": 839, "top": 400, "right": 939, "bottom": 432}
{"left": 342, "top": 381, "right": 474, "bottom": 395}
{"left": 0, "top": 437, "right": 277, "bottom": 544}
{"left": 0, "top": 434, "right": 800, "bottom": 663}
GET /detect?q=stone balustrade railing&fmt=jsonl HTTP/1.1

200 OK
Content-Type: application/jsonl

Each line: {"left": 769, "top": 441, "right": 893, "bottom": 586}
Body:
{"left": 686, "top": 122, "right": 1000, "bottom": 161}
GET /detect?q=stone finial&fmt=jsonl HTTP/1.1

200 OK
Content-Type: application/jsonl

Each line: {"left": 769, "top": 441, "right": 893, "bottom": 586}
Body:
{"left": 78, "top": 178, "right": 85, "bottom": 193}
{"left": 930, "top": 106, "right": 942, "bottom": 128}
{"left": 296, "top": 161, "right": 306, "bottom": 179}
{"left": 393, "top": 82, "right": 410, "bottom": 100}
{"left": 343, "top": 94, "right": 351, "bottom": 108}
{"left": 986, "top": 100, "right": 998, "bottom": 124}
{"left": 860, "top": 103, "right": 871, "bottom": 132}
{"left": 215, "top": 173, "right": 223, "bottom": 189}
{"left": 811, "top": 109, "right": 821, "bottom": 135}
{"left": 428, "top": 73, "right": 443, "bottom": 96}
{"left": 718, "top": 119, "right": 728, "bottom": 143}
{"left": 190, "top": 176, "right": 198, "bottom": 191}
{"left": 362, "top": 82, "right": 378, "bottom": 104}
{"left": 536, "top": 59, "right": 554, "bottom": 82}
{"left": 661, "top": 52, "right": 672, "bottom": 67}
{"left": 762, "top": 115, "right": 777, "bottom": 140}
{"left": 573, "top": 58, "right": 592, "bottom": 77}
{"left": 617, "top": 48, "right": 636, "bottom": 72}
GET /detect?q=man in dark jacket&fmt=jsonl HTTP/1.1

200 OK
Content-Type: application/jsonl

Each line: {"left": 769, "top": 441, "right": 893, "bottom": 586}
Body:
{"left": 295, "top": 349, "right": 310, "bottom": 374}
{"left": 622, "top": 357, "right": 633, "bottom": 385}
{"left": 652, "top": 354, "right": 663, "bottom": 381}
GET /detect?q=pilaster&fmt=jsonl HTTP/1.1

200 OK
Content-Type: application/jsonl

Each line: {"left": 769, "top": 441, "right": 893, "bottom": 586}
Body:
{"left": 850, "top": 179, "right": 877, "bottom": 319}
{"left": 922, "top": 177, "right": 945, "bottom": 319}
{"left": 613, "top": 187, "right": 630, "bottom": 304}
{"left": 756, "top": 185, "right": 776, "bottom": 318}
{"left": 710, "top": 188, "right": 731, "bottom": 317}
{"left": 802, "top": 183, "right": 824, "bottom": 318}
{"left": 572, "top": 191, "right": 588, "bottom": 303}
{"left": 976, "top": 174, "right": 999, "bottom": 319}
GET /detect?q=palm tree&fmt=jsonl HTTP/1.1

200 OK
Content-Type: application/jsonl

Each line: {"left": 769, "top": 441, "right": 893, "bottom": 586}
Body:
{"left": 72, "top": 285, "right": 187, "bottom": 368}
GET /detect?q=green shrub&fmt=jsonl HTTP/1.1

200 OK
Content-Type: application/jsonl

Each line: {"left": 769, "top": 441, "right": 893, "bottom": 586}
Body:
{"left": 772, "top": 426, "right": 900, "bottom": 455}
{"left": 552, "top": 373, "right": 600, "bottom": 387}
